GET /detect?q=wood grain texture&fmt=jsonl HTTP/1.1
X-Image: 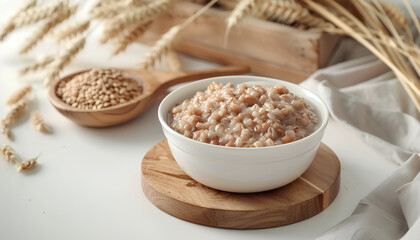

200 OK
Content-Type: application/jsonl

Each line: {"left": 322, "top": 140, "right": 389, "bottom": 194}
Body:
{"left": 48, "top": 65, "right": 250, "bottom": 127}
{"left": 139, "top": 2, "right": 341, "bottom": 83}
{"left": 141, "top": 140, "right": 341, "bottom": 229}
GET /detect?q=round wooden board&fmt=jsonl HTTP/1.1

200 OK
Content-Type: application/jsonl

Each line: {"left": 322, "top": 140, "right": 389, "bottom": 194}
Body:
{"left": 141, "top": 140, "right": 340, "bottom": 229}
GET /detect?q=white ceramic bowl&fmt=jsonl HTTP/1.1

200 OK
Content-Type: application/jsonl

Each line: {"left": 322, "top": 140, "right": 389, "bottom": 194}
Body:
{"left": 158, "top": 76, "right": 329, "bottom": 193}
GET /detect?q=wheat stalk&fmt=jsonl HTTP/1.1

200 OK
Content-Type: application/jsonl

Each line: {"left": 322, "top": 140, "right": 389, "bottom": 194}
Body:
{"left": 32, "top": 112, "right": 52, "bottom": 134}
{"left": 12, "top": 0, "right": 67, "bottom": 28}
{"left": 113, "top": 21, "right": 152, "bottom": 55}
{"left": 19, "top": 5, "right": 76, "bottom": 54}
{"left": 376, "top": 1, "right": 409, "bottom": 29}
{"left": 0, "top": 145, "right": 19, "bottom": 164}
{"left": 53, "top": 19, "right": 90, "bottom": 42}
{"left": 6, "top": 85, "right": 32, "bottom": 106}
{"left": 0, "top": 0, "right": 37, "bottom": 41}
{"left": 20, "top": 56, "right": 54, "bottom": 75}
{"left": 16, "top": 155, "right": 39, "bottom": 173}
{"left": 165, "top": 49, "right": 183, "bottom": 71}
{"left": 101, "top": 0, "right": 175, "bottom": 43}
{"left": 44, "top": 35, "right": 86, "bottom": 86}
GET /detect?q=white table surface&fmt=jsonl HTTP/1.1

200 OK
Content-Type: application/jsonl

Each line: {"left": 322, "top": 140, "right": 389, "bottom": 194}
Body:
{"left": 0, "top": 2, "right": 400, "bottom": 240}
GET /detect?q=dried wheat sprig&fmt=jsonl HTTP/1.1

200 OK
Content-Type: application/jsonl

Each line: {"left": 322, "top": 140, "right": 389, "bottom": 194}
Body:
{"left": 19, "top": 5, "right": 76, "bottom": 54}
{"left": 1, "top": 124, "right": 12, "bottom": 140}
{"left": 20, "top": 55, "right": 54, "bottom": 75}
{"left": 0, "top": 145, "right": 19, "bottom": 164}
{"left": 16, "top": 155, "right": 39, "bottom": 173}
{"left": 165, "top": 49, "right": 183, "bottom": 71}
{"left": 53, "top": 19, "right": 90, "bottom": 42}
{"left": 1, "top": 100, "right": 28, "bottom": 127}
{"left": 257, "top": 0, "right": 336, "bottom": 30}
{"left": 101, "top": 0, "right": 175, "bottom": 43}
{"left": 6, "top": 85, "right": 32, "bottom": 106}
{"left": 13, "top": 0, "right": 67, "bottom": 28}
{"left": 90, "top": 1, "right": 132, "bottom": 19}
{"left": 0, "top": 0, "right": 37, "bottom": 41}
{"left": 1, "top": 100, "right": 28, "bottom": 140}
{"left": 32, "top": 112, "right": 52, "bottom": 134}
{"left": 257, "top": 0, "right": 304, "bottom": 25}
{"left": 376, "top": 1, "right": 409, "bottom": 29}
{"left": 112, "top": 21, "right": 152, "bottom": 55}
{"left": 139, "top": 25, "right": 181, "bottom": 69}
{"left": 370, "top": 0, "right": 420, "bottom": 78}
{"left": 303, "top": 0, "right": 420, "bottom": 113}
{"left": 226, "top": 0, "right": 259, "bottom": 30}
{"left": 44, "top": 35, "right": 86, "bottom": 87}
{"left": 139, "top": 0, "right": 218, "bottom": 69}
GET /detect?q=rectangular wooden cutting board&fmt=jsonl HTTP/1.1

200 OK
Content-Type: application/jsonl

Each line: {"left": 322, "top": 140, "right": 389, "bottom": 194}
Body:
{"left": 139, "top": 2, "right": 341, "bottom": 83}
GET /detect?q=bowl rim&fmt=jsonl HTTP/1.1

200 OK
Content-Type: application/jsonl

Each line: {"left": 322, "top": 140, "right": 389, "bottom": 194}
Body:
{"left": 158, "top": 75, "right": 329, "bottom": 151}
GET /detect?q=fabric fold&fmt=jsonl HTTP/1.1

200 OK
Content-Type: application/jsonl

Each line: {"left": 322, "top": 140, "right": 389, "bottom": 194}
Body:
{"left": 317, "top": 154, "right": 420, "bottom": 240}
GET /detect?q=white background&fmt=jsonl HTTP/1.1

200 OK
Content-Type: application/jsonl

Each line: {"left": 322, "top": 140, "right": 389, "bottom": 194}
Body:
{"left": 0, "top": 1, "right": 415, "bottom": 239}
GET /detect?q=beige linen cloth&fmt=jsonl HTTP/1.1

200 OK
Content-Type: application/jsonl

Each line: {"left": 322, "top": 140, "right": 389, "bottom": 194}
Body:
{"left": 299, "top": 39, "right": 420, "bottom": 239}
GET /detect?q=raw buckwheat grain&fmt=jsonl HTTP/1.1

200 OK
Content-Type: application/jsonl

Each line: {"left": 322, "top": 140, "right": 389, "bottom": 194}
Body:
{"left": 56, "top": 68, "right": 143, "bottom": 110}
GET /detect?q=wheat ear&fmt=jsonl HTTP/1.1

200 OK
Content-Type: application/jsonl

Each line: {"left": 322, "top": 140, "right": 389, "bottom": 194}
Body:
{"left": 0, "top": 145, "right": 19, "bottom": 164}
{"left": 1, "top": 100, "right": 28, "bottom": 140}
{"left": 257, "top": 0, "right": 304, "bottom": 24}
{"left": 0, "top": 0, "right": 37, "bottom": 41}
{"left": 20, "top": 56, "right": 54, "bottom": 75}
{"left": 113, "top": 22, "right": 152, "bottom": 55}
{"left": 16, "top": 155, "right": 39, "bottom": 173}
{"left": 165, "top": 49, "right": 183, "bottom": 72}
{"left": 6, "top": 85, "right": 32, "bottom": 106}
{"left": 227, "top": 0, "right": 258, "bottom": 29}
{"left": 101, "top": 0, "right": 175, "bottom": 43}
{"left": 90, "top": 0, "right": 131, "bottom": 19}
{"left": 13, "top": 0, "right": 67, "bottom": 28}
{"left": 19, "top": 6, "right": 76, "bottom": 54}
{"left": 139, "top": 26, "right": 182, "bottom": 69}
{"left": 1, "top": 124, "right": 12, "bottom": 140}
{"left": 44, "top": 35, "right": 86, "bottom": 86}
{"left": 53, "top": 19, "right": 90, "bottom": 42}
{"left": 32, "top": 112, "right": 52, "bottom": 134}
{"left": 2, "top": 100, "right": 28, "bottom": 127}
{"left": 139, "top": 0, "right": 218, "bottom": 69}
{"left": 225, "top": 0, "right": 259, "bottom": 45}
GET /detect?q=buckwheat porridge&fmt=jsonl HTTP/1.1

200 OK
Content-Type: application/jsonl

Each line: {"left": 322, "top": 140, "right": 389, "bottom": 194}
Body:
{"left": 170, "top": 82, "right": 318, "bottom": 147}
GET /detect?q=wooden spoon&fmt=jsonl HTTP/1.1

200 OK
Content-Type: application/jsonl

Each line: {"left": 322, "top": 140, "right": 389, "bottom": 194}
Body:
{"left": 48, "top": 65, "right": 250, "bottom": 127}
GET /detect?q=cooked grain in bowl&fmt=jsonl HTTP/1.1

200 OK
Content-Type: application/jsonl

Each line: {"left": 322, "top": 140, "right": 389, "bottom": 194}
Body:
{"left": 170, "top": 82, "right": 318, "bottom": 147}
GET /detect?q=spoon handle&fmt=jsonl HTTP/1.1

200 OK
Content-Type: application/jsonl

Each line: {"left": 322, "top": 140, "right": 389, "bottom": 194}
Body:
{"left": 159, "top": 65, "right": 250, "bottom": 90}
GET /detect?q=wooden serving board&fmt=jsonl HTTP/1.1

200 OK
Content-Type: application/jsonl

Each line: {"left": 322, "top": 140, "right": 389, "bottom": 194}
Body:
{"left": 141, "top": 140, "right": 340, "bottom": 229}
